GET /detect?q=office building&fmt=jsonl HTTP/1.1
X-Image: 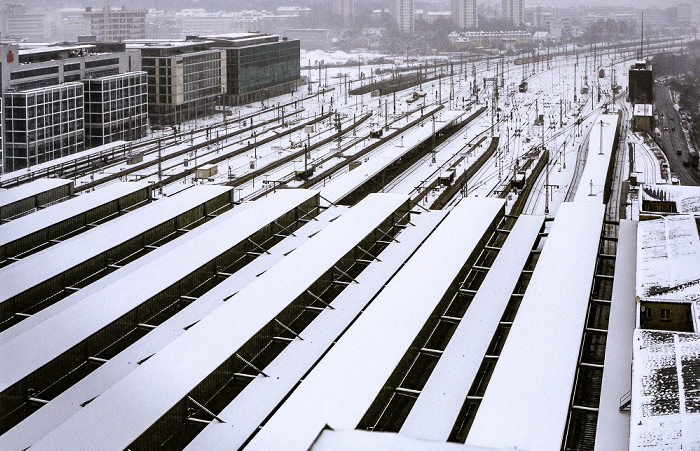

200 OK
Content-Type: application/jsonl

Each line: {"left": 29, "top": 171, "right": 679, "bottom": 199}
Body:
{"left": 84, "top": 6, "right": 148, "bottom": 42}
{"left": 0, "top": 43, "right": 141, "bottom": 173}
{"left": 201, "top": 34, "right": 301, "bottom": 106}
{"left": 452, "top": 0, "right": 478, "bottom": 29}
{"left": 502, "top": 0, "right": 524, "bottom": 27}
{"left": 3, "top": 83, "right": 84, "bottom": 173}
{"left": 134, "top": 41, "right": 226, "bottom": 126}
{"left": 394, "top": 0, "right": 414, "bottom": 33}
{"left": 83, "top": 72, "right": 148, "bottom": 148}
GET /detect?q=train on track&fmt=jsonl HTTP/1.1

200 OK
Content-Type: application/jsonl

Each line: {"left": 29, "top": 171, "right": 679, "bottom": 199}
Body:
{"left": 519, "top": 81, "right": 528, "bottom": 93}
{"left": 513, "top": 54, "right": 553, "bottom": 65}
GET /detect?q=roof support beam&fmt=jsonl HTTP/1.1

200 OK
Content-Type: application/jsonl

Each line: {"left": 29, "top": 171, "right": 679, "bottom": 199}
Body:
{"left": 306, "top": 289, "right": 335, "bottom": 310}
{"left": 187, "top": 396, "right": 225, "bottom": 423}
{"left": 333, "top": 265, "right": 359, "bottom": 284}
{"left": 274, "top": 319, "right": 304, "bottom": 341}
{"left": 235, "top": 354, "right": 269, "bottom": 378}
{"left": 247, "top": 238, "right": 271, "bottom": 255}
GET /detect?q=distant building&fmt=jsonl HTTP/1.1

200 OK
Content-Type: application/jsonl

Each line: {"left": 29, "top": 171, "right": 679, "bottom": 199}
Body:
{"left": 629, "top": 60, "right": 653, "bottom": 105}
{"left": 333, "top": 0, "right": 355, "bottom": 19}
{"left": 452, "top": 0, "right": 478, "bottom": 29}
{"left": 502, "top": 0, "right": 524, "bottom": 27}
{"left": 0, "top": 43, "right": 142, "bottom": 173}
{"left": 202, "top": 33, "right": 301, "bottom": 106}
{"left": 131, "top": 40, "right": 226, "bottom": 126}
{"left": 1, "top": 10, "right": 48, "bottom": 41}
{"left": 448, "top": 30, "right": 532, "bottom": 49}
{"left": 283, "top": 29, "right": 331, "bottom": 51}
{"left": 83, "top": 6, "right": 148, "bottom": 42}
{"left": 394, "top": 0, "right": 414, "bottom": 33}
{"left": 678, "top": 3, "right": 692, "bottom": 26}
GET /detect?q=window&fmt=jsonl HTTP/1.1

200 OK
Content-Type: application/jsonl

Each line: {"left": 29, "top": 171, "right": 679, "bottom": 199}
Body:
{"left": 660, "top": 309, "right": 671, "bottom": 321}
{"left": 642, "top": 307, "right": 652, "bottom": 319}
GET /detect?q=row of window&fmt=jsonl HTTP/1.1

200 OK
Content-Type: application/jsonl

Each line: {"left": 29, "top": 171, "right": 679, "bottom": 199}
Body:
{"left": 5, "top": 120, "right": 84, "bottom": 143}
{"left": 10, "top": 66, "right": 59, "bottom": 80}
{"left": 5, "top": 100, "right": 84, "bottom": 119}
{"left": 85, "top": 58, "right": 120, "bottom": 69}
{"left": 5, "top": 87, "right": 83, "bottom": 106}
{"left": 641, "top": 307, "right": 693, "bottom": 322}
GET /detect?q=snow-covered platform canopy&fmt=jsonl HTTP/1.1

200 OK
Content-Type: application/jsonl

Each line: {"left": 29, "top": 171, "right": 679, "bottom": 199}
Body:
{"left": 400, "top": 214, "right": 545, "bottom": 441}
{"left": 0, "top": 201, "right": 345, "bottom": 451}
{"left": 247, "top": 197, "right": 505, "bottom": 450}
{"left": 0, "top": 189, "right": 318, "bottom": 410}
{"left": 466, "top": 202, "right": 605, "bottom": 450}
{"left": 0, "top": 185, "right": 233, "bottom": 324}
{"left": 29, "top": 193, "right": 411, "bottom": 451}
{"left": 573, "top": 113, "right": 619, "bottom": 204}
{"left": 0, "top": 182, "right": 151, "bottom": 262}
{"left": 0, "top": 178, "right": 74, "bottom": 220}
{"left": 184, "top": 209, "right": 448, "bottom": 451}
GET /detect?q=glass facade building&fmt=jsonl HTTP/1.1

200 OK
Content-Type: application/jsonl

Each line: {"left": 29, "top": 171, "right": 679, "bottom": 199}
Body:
{"left": 223, "top": 39, "right": 301, "bottom": 105}
{"left": 3, "top": 83, "right": 85, "bottom": 172}
{"left": 139, "top": 43, "right": 226, "bottom": 126}
{"left": 83, "top": 72, "right": 148, "bottom": 148}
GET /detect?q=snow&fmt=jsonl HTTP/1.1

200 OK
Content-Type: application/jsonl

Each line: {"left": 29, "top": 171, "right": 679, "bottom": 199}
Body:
{"left": 465, "top": 202, "right": 605, "bottom": 451}
{"left": 309, "top": 428, "right": 516, "bottom": 451}
{"left": 594, "top": 220, "right": 637, "bottom": 450}
{"left": 0, "top": 203, "right": 345, "bottom": 451}
{"left": 636, "top": 215, "right": 700, "bottom": 302}
{"left": 0, "top": 178, "right": 73, "bottom": 208}
{"left": 400, "top": 214, "right": 544, "bottom": 442}
{"left": 301, "top": 50, "right": 387, "bottom": 67}
{"left": 185, "top": 210, "right": 447, "bottom": 451}
{"left": 0, "top": 185, "right": 232, "bottom": 304}
{"left": 641, "top": 185, "right": 700, "bottom": 215}
{"left": 0, "top": 142, "right": 128, "bottom": 183}
{"left": 573, "top": 113, "right": 617, "bottom": 203}
{"left": 246, "top": 197, "right": 505, "bottom": 451}
{"left": 630, "top": 329, "right": 700, "bottom": 450}
{"left": 29, "top": 193, "right": 409, "bottom": 451}
{"left": 320, "top": 109, "right": 463, "bottom": 204}
{"left": 0, "top": 189, "right": 317, "bottom": 396}
{"left": 0, "top": 182, "right": 150, "bottom": 248}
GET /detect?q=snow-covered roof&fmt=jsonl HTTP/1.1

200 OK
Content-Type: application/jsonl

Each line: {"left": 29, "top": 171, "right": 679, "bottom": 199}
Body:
{"left": 0, "top": 189, "right": 316, "bottom": 398}
{"left": 184, "top": 210, "right": 449, "bottom": 451}
{"left": 0, "top": 185, "right": 231, "bottom": 304}
{"left": 310, "top": 427, "right": 517, "bottom": 451}
{"left": 0, "top": 182, "right": 150, "bottom": 248}
{"left": 0, "top": 203, "right": 348, "bottom": 451}
{"left": 633, "top": 104, "right": 653, "bottom": 117}
{"left": 247, "top": 197, "right": 505, "bottom": 450}
{"left": 641, "top": 184, "right": 700, "bottom": 215}
{"left": 630, "top": 329, "right": 700, "bottom": 450}
{"left": 29, "top": 193, "right": 409, "bottom": 451}
{"left": 466, "top": 202, "right": 606, "bottom": 450}
{"left": 636, "top": 215, "right": 700, "bottom": 303}
{"left": 573, "top": 113, "right": 618, "bottom": 204}
{"left": 594, "top": 220, "right": 637, "bottom": 450}
{"left": 0, "top": 178, "right": 73, "bottom": 208}
{"left": 401, "top": 215, "right": 545, "bottom": 441}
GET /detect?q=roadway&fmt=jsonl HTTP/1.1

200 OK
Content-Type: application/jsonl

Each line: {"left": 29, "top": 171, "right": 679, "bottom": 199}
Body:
{"left": 653, "top": 81, "right": 700, "bottom": 185}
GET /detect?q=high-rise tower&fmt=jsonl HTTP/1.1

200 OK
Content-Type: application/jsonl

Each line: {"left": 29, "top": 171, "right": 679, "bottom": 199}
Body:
{"left": 452, "top": 0, "right": 478, "bottom": 29}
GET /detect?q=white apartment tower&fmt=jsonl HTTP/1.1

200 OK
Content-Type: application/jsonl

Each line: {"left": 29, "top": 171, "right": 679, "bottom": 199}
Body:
{"left": 394, "top": 0, "right": 414, "bottom": 33}
{"left": 452, "top": 0, "right": 478, "bottom": 29}
{"left": 502, "top": 0, "right": 524, "bottom": 27}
